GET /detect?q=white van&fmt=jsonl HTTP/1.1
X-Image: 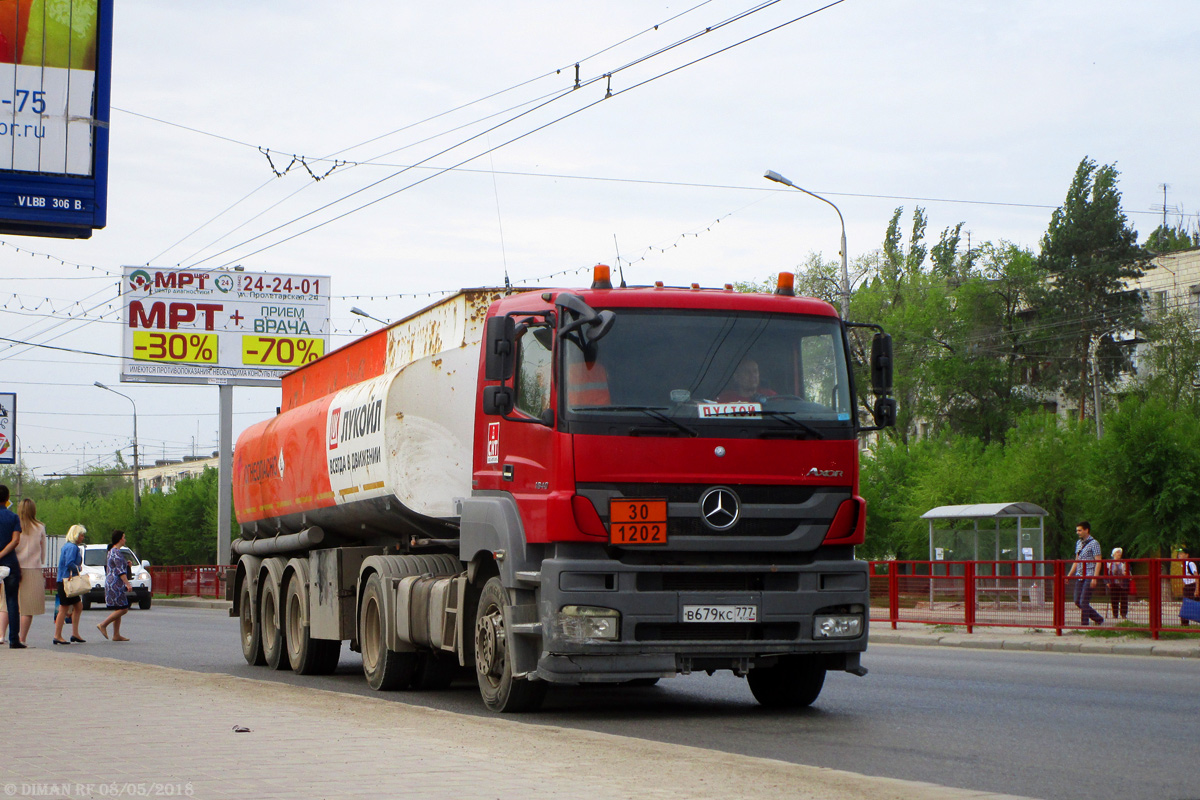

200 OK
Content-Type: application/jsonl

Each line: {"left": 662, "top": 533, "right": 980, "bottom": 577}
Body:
{"left": 78, "top": 544, "right": 153, "bottom": 610}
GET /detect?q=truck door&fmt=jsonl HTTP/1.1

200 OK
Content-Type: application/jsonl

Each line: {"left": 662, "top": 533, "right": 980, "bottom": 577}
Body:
{"left": 493, "top": 323, "right": 557, "bottom": 532}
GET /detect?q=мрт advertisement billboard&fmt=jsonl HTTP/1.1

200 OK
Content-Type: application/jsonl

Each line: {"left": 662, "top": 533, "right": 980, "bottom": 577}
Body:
{"left": 0, "top": 0, "right": 113, "bottom": 239}
{"left": 121, "top": 267, "right": 332, "bottom": 387}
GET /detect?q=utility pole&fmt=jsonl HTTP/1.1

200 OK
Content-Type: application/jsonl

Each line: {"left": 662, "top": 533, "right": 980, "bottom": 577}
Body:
{"left": 1090, "top": 336, "right": 1104, "bottom": 438}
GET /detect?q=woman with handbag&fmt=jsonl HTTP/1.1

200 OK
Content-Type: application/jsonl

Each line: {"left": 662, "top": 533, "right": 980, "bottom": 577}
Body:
{"left": 53, "top": 524, "right": 87, "bottom": 644}
{"left": 0, "top": 499, "right": 48, "bottom": 645}
{"left": 96, "top": 530, "right": 133, "bottom": 642}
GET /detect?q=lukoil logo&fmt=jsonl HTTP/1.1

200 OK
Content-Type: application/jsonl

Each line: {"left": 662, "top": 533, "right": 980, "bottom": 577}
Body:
{"left": 328, "top": 408, "right": 341, "bottom": 450}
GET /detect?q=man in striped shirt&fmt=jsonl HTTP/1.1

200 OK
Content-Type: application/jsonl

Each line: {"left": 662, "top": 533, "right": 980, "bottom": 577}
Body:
{"left": 1066, "top": 521, "right": 1104, "bottom": 626}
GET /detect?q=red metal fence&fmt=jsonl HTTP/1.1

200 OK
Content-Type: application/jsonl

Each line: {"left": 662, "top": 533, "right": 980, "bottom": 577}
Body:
{"left": 868, "top": 558, "right": 1198, "bottom": 639}
{"left": 42, "top": 565, "right": 225, "bottom": 598}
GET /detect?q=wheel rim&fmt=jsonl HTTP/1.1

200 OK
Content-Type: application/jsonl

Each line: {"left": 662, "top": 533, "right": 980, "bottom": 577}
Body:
{"left": 262, "top": 587, "right": 278, "bottom": 643}
{"left": 239, "top": 584, "right": 254, "bottom": 648}
{"left": 475, "top": 600, "right": 505, "bottom": 687}
{"left": 287, "top": 590, "right": 302, "bottom": 659}
{"left": 362, "top": 596, "right": 381, "bottom": 673}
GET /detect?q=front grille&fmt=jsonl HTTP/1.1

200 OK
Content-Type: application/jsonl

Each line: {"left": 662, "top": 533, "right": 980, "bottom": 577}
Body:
{"left": 668, "top": 518, "right": 800, "bottom": 538}
{"left": 639, "top": 572, "right": 799, "bottom": 592}
{"left": 635, "top": 622, "right": 800, "bottom": 642}
{"left": 603, "top": 483, "right": 816, "bottom": 505}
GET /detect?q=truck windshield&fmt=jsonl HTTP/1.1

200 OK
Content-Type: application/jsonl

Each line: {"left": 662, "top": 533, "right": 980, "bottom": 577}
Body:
{"left": 563, "top": 309, "right": 853, "bottom": 432}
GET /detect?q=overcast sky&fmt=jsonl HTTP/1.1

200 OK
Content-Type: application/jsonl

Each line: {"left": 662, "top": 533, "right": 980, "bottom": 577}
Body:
{"left": 3, "top": 0, "right": 1198, "bottom": 478}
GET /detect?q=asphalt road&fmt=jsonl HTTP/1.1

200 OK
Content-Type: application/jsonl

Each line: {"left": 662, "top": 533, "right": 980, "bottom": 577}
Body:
{"left": 40, "top": 606, "right": 1197, "bottom": 800}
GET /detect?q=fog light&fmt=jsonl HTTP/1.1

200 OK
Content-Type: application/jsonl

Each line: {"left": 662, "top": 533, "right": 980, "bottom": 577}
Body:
{"left": 814, "top": 614, "right": 863, "bottom": 639}
{"left": 557, "top": 605, "right": 620, "bottom": 641}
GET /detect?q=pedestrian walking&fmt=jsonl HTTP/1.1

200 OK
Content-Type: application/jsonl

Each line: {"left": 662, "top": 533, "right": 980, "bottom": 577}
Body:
{"left": 53, "top": 524, "right": 87, "bottom": 644}
{"left": 96, "top": 530, "right": 133, "bottom": 642}
{"left": 1107, "top": 547, "right": 1130, "bottom": 621}
{"left": 0, "top": 484, "right": 24, "bottom": 649}
{"left": 1066, "top": 521, "right": 1104, "bottom": 626}
{"left": 1180, "top": 545, "right": 1197, "bottom": 627}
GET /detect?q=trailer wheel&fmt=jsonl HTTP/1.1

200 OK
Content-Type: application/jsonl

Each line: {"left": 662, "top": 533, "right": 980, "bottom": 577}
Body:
{"left": 239, "top": 577, "right": 266, "bottom": 666}
{"left": 285, "top": 576, "right": 341, "bottom": 675}
{"left": 260, "top": 571, "right": 291, "bottom": 671}
{"left": 747, "top": 656, "right": 825, "bottom": 708}
{"left": 360, "top": 572, "right": 417, "bottom": 690}
{"left": 474, "top": 577, "right": 547, "bottom": 713}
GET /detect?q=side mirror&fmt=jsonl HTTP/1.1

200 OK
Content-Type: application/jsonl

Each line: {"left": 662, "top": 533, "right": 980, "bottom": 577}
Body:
{"left": 556, "top": 293, "right": 615, "bottom": 345}
{"left": 141, "top": 560, "right": 150, "bottom": 569}
{"left": 484, "top": 316, "right": 516, "bottom": 381}
{"left": 483, "top": 385, "right": 515, "bottom": 416}
{"left": 873, "top": 396, "right": 897, "bottom": 428}
{"left": 870, "top": 333, "right": 893, "bottom": 395}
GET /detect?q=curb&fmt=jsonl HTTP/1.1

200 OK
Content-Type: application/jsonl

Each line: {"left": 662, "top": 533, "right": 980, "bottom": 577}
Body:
{"left": 870, "top": 630, "right": 1200, "bottom": 658}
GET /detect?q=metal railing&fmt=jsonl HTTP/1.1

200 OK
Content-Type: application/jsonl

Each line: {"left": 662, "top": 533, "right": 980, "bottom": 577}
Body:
{"left": 42, "top": 565, "right": 225, "bottom": 598}
{"left": 868, "top": 558, "right": 1198, "bottom": 639}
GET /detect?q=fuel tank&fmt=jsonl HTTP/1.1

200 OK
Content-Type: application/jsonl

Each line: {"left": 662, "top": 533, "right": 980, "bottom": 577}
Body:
{"left": 233, "top": 290, "right": 500, "bottom": 544}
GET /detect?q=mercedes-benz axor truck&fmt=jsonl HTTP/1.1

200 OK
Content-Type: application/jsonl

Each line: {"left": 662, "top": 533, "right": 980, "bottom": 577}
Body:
{"left": 229, "top": 267, "right": 896, "bottom": 712}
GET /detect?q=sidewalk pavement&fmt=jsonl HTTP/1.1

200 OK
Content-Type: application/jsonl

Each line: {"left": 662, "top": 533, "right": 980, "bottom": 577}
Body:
{"left": 2, "top": 649, "right": 1036, "bottom": 800}
{"left": 870, "top": 620, "right": 1200, "bottom": 658}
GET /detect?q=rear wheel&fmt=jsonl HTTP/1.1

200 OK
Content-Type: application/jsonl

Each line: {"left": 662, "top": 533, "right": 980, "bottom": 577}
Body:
{"left": 285, "top": 576, "right": 341, "bottom": 675}
{"left": 360, "top": 572, "right": 417, "bottom": 690}
{"left": 474, "top": 577, "right": 546, "bottom": 713}
{"left": 747, "top": 656, "right": 825, "bottom": 708}
{"left": 260, "top": 571, "right": 290, "bottom": 671}
{"left": 238, "top": 577, "right": 265, "bottom": 666}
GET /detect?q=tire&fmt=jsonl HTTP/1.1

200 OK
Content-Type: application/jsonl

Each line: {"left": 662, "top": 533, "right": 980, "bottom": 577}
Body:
{"left": 624, "top": 677, "right": 661, "bottom": 688}
{"left": 81, "top": 598, "right": 92, "bottom": 611}
{"left": 239, "top": 577, "right": 265, "bottom": 666}
{"left": 474, "top": 577, "right": 547, "bottom": 713}
{"left": 285, "top": 575, "right": 340, "bottom": 675}
{"left": 138, "top": 595, "right": 152, "bottom": 611}
{"left": 360, "top": 572, "right": 417, "bottom": 690}
{"left": 747, "top": 656, "right": 826, "bottom": 709}
{"left": 260, "top": 571, "right": 290, "bottom": 671}
{"left": 410, "top": 651, "right": 458, "bottom": 690}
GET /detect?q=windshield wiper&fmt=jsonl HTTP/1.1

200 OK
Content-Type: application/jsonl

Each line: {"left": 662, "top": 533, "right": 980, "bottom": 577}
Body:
{"left": 756, "top": 410, "right": 824, "bottom": 439}
{"left": 572, "top": 405, "right": 697, "bottom": 437}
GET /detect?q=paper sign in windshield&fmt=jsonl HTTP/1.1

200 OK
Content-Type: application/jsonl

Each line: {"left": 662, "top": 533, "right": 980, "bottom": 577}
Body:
{"left": 697, "top": 402, "right": 761, "bottom": 418}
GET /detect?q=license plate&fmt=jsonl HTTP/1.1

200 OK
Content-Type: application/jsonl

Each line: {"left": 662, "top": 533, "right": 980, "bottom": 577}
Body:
{"left": 609, "top": 498, "right": 668, "bottom": 545}
{"left": 681, "top": 605, "right": 758, "bottom": 623}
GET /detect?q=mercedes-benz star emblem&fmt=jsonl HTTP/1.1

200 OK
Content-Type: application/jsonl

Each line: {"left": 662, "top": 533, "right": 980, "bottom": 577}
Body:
{"left": 699, "top": 486, "right": 740, "bottom": 531}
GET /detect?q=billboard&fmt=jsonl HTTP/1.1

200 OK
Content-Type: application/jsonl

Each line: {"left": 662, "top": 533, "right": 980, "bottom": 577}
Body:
{"left": 120, "top": 267, "right": 331, "bottom": 387}
{"left": 0, "top": 0, "right": 113, "bottom": 239}
{"left": 0, "top": 392, "right": 14, "bottom": 465}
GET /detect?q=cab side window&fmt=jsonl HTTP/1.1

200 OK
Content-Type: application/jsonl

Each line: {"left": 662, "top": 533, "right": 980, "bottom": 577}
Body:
{"left": 515, "top": 327, "right": 553, "bottom": 417}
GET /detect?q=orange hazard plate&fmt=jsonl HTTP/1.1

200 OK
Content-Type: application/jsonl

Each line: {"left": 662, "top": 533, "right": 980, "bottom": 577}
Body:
{"left": 609, "top": 499, "right": 668, "bottom": 545}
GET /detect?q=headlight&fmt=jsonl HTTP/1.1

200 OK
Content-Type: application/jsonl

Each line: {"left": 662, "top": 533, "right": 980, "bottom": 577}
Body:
{"left": 814, "top": 614, "right": 863, "bottom": 639}
{"left": 557, "top": 605, "right": 620, "bottom": 641}
{"left": 137, "top": 572, "right": 151, "bottom": 581}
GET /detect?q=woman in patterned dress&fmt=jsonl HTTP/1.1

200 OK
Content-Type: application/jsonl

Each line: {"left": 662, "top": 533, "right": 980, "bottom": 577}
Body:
{"left": 96, "top": 530, "right": 133, "bottom": 642}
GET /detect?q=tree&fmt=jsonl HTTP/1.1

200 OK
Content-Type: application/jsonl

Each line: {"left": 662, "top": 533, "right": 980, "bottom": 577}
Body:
{"left": 1137, "top": 308, "right": 1200, "bottom": 409}
{"left": 1034, "top": 157, "right": 1149, "bottom": 421}
{"left": 1143, "top": 223, "right": 1199, "bottom": 254}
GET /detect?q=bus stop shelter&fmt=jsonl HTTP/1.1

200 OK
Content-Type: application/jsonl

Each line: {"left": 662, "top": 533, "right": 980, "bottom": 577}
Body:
{"left": 920, "top": 502, "right": 1048, "bottom": 607}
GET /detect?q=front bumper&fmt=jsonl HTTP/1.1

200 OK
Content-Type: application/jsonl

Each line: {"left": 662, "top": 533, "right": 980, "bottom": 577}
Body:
{"left": 531, "top": 554, "right": 868, "bottom": 683}
{"left": 83, "top": 585, "right": 151, "bottom": 605}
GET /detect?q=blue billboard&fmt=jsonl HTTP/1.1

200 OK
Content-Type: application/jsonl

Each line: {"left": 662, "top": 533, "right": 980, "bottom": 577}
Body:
{"left": 0, "top": 0, "right": 112, "bottom": 239}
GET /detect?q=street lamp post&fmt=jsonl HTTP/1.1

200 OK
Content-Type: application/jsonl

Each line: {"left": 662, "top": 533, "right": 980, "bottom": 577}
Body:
{"left": 764, "top": 169, "right": 850, "bottom": 319}
{"left": 350, "top": 306, "right": 389, "bottom": 326}
{"left": 94, "top": 382, "right": 139, "bottom": 511}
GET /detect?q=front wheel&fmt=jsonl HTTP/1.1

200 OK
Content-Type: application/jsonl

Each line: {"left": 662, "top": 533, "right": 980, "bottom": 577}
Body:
{"left": 138, "top": 595, "right": 152, "bottom": 611}
{"left": 474, "top": 577, "right": 546, "bottom": 713}
{"left": 747, "top": 656, "right": 826, "bottom": 708}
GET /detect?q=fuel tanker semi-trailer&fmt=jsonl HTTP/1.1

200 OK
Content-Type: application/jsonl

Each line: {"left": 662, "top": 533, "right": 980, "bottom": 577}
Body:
{"left": 228, "top": 269, "right": 897, "bottom": 712}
